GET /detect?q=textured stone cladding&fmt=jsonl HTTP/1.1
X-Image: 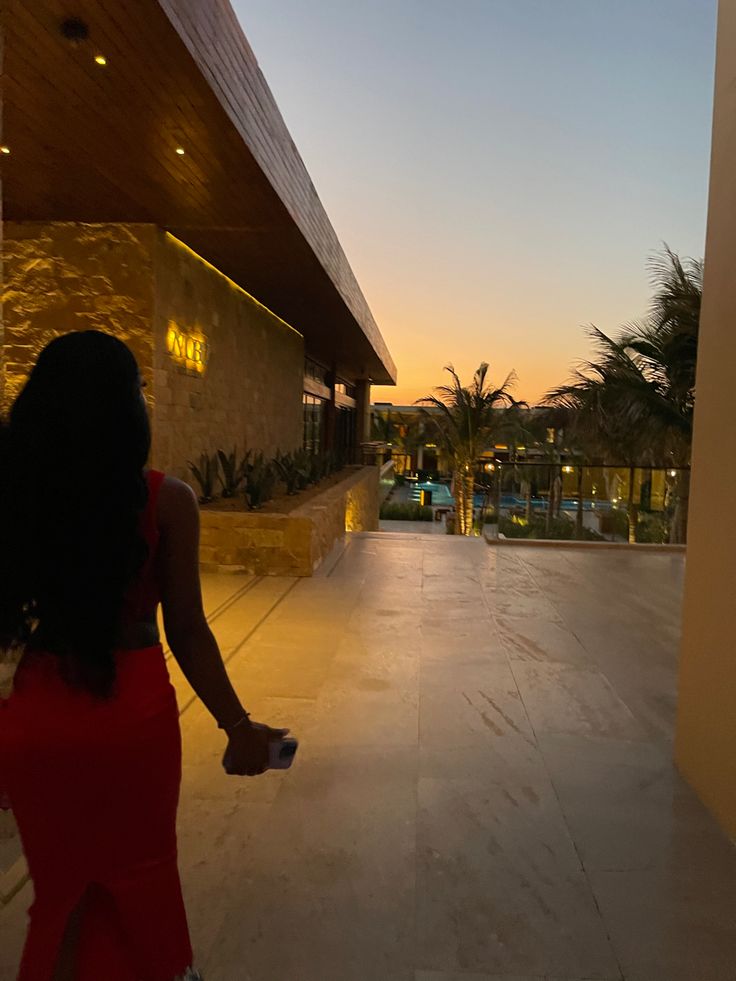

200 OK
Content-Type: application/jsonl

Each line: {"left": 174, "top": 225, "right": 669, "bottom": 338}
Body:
{"left": 199, "top": 466, "right": 380, "bottom": 576}
{"left": 1, "top": 223, "right": 304, "bottom": 481}
{"left": 1, "top": 222, "right": 156, "bottom": 412}
{"left": 152, "top": 233, "right": 304, "bottom": 480}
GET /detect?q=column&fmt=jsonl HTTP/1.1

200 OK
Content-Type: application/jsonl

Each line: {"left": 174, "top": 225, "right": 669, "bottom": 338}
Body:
{"left": 675, "top": 0, "right": 736, "bottom": 837}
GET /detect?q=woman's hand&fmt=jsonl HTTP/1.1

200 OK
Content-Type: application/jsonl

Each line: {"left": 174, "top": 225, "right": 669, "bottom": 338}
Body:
{"left": 222, "top": 721, "right": 290, "bottom": 777}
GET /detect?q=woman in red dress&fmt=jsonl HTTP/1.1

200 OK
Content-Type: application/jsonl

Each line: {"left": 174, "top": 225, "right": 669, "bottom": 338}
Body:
{"left": 0, "top": 331, "right": 288, "bottom": 980}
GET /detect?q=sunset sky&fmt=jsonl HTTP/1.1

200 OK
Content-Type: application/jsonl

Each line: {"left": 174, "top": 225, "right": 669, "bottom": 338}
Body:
{"left": 234, "top": 1, "right": 717, "bottom": 406}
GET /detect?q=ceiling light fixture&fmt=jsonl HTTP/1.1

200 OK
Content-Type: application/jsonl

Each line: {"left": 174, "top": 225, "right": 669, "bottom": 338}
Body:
{"left": 94, "top": 54, "right": 107, "bottom": 66}
{"left": 175, "top": 146, "right": 186, "bottom": 156}
{"left": 0, "top": 146, "right": 10, "bottom": 155}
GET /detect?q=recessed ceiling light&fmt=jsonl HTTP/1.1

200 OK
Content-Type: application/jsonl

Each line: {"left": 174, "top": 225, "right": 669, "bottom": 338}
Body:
{"left": 175, "top": 146, "right": 186, "bottom": 156}
{"left": 94, "top": 54, "right": 107, "bottom": 66}
{"left": 0, "top": 146, "right": 10, "bottom": 155}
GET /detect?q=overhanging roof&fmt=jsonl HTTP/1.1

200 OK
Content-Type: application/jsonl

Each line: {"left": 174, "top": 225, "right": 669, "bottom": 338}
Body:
{"left": 0, "top": 0, "right": 396, "bottom": 385}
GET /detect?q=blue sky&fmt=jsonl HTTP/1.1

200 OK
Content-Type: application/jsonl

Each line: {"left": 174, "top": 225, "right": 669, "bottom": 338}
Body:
{"left": 233, "top": 0, "right": 718, "bottom": 403}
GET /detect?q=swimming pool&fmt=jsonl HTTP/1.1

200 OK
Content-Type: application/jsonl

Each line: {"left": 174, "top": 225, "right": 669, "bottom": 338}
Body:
{"left": 409, "top": 481, "right": 612, "bottom": 512}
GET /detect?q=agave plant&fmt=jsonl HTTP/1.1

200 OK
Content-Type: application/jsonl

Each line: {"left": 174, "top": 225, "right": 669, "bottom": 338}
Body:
{"left": 274, "top": 450, "right": 309, "bottom": 495}
{"left": 243, "top": 451, "right": 276, "bottom": 510}
{"left": 188, "top": 452, "right": 219, "bottom": 503}
{"left": 217, "top": 448, "right": 245, "bottom": 498}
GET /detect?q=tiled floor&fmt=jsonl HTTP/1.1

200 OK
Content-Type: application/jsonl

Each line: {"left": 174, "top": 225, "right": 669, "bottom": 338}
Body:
{"left": 2, "top": 534, "right": 736, "bottom": 980}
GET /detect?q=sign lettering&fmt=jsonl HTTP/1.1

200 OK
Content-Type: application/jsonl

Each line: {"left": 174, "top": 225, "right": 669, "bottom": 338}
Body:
{"left": 166, "top": 323, "right": 210, "bottom": 373}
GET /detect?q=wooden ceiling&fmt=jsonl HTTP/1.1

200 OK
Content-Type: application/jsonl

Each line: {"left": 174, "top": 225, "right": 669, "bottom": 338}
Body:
{"left": 0, "top": 0, "right": 396, "bottom": 384}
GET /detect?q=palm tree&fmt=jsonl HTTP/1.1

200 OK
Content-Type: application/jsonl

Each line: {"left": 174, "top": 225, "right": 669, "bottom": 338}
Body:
{"left": 417, "top": 364, "right": 519, "bottom": 535}
{"left": 545, "top": 248, "right": 701, "bottom": 544}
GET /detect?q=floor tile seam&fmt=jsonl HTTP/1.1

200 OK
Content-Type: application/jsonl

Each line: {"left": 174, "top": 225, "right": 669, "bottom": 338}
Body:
{"left": 176, "top": 578, "right": 300, "bottom": 719}
{"left": 490, "top": 611, "right": 625, "bottom": 981}
{"left": 527, "top": 704, "right": 627, "bottom": 981}
{"left": 325, "top": 534, "right": 354, "bottom": 578}
{"left": 163, "top": 576, "right": 264, "bottom": 662}
{"left": 512, "top": 561, "right": 619, "bottom": 669}
{"left": 202, "top": 576, "right": 262, "bottom": 622}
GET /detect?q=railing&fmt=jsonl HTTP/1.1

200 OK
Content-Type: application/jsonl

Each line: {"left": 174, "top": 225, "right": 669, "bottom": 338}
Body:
{"left": 477, "top": 463, "right": 690, "bottom": 545}
{"left": 384, "top": 464, "right": 691, "bottom": 544}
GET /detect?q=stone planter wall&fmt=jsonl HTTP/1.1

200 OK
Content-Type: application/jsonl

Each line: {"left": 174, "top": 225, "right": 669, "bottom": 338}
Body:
{"left": 199, "top": 466, "right": 379, "bottom": 576}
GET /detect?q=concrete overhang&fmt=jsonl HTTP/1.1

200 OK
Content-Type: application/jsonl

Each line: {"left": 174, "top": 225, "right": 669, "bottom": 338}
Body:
{"left": 0, "top": 0, "right": 396, "bottom": 385}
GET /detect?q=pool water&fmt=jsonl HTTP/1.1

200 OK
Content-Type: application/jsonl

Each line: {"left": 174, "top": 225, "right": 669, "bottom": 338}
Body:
{"left": 409, "top": 481, "right": 612, "bottom": 512}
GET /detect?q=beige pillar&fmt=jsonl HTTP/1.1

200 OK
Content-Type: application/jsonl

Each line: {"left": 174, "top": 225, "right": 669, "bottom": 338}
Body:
{"left": 675, "top": 0, "right": 736, "bottom": 838}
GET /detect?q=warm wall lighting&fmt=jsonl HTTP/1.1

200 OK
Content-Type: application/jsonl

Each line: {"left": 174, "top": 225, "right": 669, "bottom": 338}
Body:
{"left": 669, "top": 469, "right": 677, "bottom": 477}
{"left": 166, "top": 322, "right": 209, "bottom": 374}
{"left": 164, "top": 233, "right": 303, "bottom": 339}
{"left": 0, "top": 146, "right": 10, "bottom": 155}
{"left": 175, "top": 146, "right": 186, "bottom": 156}
{"left": 563, "top": 465, "right": 574, "bottom": 474}
{"left": 94, "top": 54, "right": 107, "bottom": 65}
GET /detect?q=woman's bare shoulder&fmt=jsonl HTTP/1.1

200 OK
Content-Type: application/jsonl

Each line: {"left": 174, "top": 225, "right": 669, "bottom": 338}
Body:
{"left": 157, "top": 475, "right": 199, "bottom": 528}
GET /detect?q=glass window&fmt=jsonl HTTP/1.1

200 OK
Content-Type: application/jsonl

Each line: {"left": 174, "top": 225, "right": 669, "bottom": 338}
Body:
{"left": 336, "top": 405, "right": 356, "bottom": 461}
{"left": 303, "top": 393, "right": 327, "bottom": 455}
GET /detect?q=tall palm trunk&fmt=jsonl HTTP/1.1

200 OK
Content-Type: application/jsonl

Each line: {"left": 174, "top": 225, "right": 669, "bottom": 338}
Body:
{"left": 454, "top": 468, "right": 475, "bottom": 535}
{"left": 575, "top": 465, "right": 584, "bottom": 540}
{"left": 522, "top": 479, "right": 533, "bottom": 522}
{"left": 670, "top": 469, "right": 690, "bottom": 544}
{"left": 627, "top": 465, "right": 638, "bottom": 544}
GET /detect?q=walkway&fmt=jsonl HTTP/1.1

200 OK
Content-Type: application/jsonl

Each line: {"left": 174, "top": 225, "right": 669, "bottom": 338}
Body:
{"left": 2, "top": 535, "right": 736, "bottom": 980}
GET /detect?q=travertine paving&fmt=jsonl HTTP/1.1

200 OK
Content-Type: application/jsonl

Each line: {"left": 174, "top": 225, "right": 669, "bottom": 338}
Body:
{"left": 3, "top": 535, "right": 736, "bottom": 981}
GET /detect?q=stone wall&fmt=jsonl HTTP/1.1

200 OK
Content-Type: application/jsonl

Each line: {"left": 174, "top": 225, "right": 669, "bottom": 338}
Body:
{"left": 152, "top": 233, "right": 304, "bottom": 480}
{"left": 200, "top": 465, "right": 380, "bottom": 576}
{"left": 1, "top": 223, "right": 305, "bottom": 483}
{"left": 1, "top": 222, "right": 156, "bottom": 412}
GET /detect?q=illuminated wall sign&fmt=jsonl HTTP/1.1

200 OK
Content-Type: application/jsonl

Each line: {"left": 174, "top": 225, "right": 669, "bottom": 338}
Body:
{"left": 166, "top": 322, "right": 210, "bottom": 373}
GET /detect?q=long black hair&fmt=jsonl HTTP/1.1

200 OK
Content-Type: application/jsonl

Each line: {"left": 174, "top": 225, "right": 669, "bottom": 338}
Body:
{"left": 0, "top": 331, "right": 151, "bottom": 696}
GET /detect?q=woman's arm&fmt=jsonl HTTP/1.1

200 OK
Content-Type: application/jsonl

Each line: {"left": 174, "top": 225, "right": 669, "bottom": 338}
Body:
{"left": 157, "top": 477, "right": 285, "bottom": 774}
{"left": 157, "top": 477, "right": 246, "bottom": 729}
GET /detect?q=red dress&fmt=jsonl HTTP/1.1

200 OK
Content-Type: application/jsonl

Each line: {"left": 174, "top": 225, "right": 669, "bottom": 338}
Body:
{"left": 0, "top": 470, "right": 194, "bottom": 980}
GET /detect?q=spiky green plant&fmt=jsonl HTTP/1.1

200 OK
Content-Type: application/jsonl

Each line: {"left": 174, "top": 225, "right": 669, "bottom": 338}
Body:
{"left": 188, "top": 452, "right": 218, "bottom": 503}
{"left": 217, "top": 448, "right": 245, "bottom": 498}
{"left": 243, "top": 451, "right": 276, "bottom": 510}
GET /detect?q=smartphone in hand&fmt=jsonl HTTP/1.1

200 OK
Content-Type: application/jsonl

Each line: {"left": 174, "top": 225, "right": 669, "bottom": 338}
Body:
{"left": 269, "top": 736, "right": 298, "bottom": 770}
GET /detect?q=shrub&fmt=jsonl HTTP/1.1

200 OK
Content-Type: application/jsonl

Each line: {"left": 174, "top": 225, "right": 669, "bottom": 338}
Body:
{"left": 600, "top": 506, "right": 669, "bottom": 543}
{"left": 243, "top": 451, "right": 276, "bottom": 509}
{"left": 380, "top": 502, "right": 433, "bottom": 521}
{"left": 217, "top": 448, "right": 245, "bottom": 498}
{"left": 636, "top": 512, "right": 669, "bottom": 544}
{"left": 499, "top": 514, "right": 604, "bottom": 542}
{"left": 274, "top": 449, "right": 310, "bottom": 495}
{"left": 188, "top": 452, "right": 218, "bottom": 503}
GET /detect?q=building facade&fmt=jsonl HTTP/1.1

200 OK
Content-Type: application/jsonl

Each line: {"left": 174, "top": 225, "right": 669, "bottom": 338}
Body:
{"left": 0, "top": 0, "right": 396, "bottom": 480}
